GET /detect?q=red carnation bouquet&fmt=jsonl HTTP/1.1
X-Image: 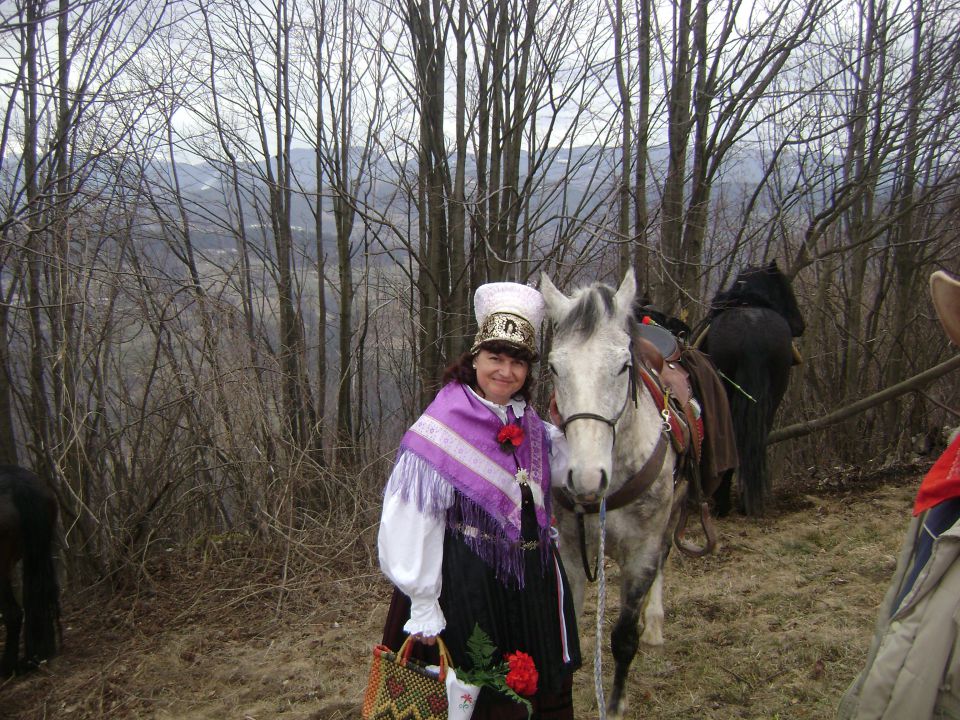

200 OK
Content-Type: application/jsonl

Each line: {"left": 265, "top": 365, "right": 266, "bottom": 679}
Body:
{"left": 504, "top": 650, "right": 538, "bottom": 696}
{"left": 496, "top": 423, "right": 525, "bottom": 453}
{"left": 454, "top": 624, "right": 537, "bottom": 717}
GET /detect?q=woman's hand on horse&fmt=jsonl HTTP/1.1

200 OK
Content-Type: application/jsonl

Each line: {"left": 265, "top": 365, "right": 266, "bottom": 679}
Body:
{"left": 549, "top": 391, "right": 563, "bottom": 427}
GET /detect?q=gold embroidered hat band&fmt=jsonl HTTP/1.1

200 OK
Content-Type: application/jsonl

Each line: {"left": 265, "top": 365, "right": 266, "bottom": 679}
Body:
{"left": 471, "top": 282, "right": 545, "bottom": 359}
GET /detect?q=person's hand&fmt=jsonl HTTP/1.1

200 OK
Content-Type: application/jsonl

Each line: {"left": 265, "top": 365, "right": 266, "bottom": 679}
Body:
{"left": 412, "top": 633, "right": 437, "bottom": 646}
{"left": 549, "top": 391, "right": 563, "bottom": 427}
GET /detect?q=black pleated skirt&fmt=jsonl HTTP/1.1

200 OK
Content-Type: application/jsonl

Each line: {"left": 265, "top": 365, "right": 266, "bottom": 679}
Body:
{"left": 381, "top": 487, "right": 581, "bottom": 717}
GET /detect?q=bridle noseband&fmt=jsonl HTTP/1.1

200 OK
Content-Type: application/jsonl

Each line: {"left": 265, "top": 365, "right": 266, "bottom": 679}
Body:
{"left": 558, "top": 347, "right": 640, "bottom": 446}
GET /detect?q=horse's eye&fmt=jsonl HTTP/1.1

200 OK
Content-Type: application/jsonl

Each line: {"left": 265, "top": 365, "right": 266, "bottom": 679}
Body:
{"left": 619, "top": 362, "right": 631, "bottom": 375}
{"left": 549, "top": 363, "right": 558, "bottom": 376}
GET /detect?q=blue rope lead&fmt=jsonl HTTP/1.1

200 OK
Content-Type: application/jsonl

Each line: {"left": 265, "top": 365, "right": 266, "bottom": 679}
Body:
{"left": 594, "top": 497, "right": 607, "bottom": 719}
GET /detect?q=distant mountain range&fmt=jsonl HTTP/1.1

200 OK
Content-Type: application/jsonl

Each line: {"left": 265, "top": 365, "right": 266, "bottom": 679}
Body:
{"left": 1, "top": 143, "right": 781, "bottom": 261}
{"left": 162, "top": 144, "right": 772, "bottom": 253}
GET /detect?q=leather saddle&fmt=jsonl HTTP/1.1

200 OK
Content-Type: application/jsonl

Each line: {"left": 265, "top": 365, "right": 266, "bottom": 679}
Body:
{"left": 633, "top": 324, "right": 701, "bottom": 461}
{"left": 632, "top": 327, "right": 717, "bottom": 558}
{"left": 636, "top": 322, "right": 681, "bottom": 363}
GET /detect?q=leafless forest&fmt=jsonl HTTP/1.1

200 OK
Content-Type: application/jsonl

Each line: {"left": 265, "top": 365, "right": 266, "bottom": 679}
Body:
{"left": 1, "top": 0, "right": 959, "bottom": 603}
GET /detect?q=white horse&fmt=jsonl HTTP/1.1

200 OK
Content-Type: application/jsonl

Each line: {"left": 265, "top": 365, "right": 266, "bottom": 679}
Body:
{"left": 542, "top": 270, "right": 689, "bottom": 719}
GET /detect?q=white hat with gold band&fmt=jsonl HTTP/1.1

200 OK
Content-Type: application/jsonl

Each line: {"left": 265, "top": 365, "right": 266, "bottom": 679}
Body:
{"left": 471, "top": 282, "right": 545, "bottom": 360}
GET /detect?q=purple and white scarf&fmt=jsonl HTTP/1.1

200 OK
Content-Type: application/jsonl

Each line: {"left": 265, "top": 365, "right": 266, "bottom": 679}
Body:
{"left": 395, "top": 382, "right": 553, "bottom": 587}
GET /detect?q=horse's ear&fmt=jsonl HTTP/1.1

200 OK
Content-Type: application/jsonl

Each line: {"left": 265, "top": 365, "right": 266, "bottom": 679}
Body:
{"left": 614, "top": 268, "right": 637, "bottom": 316}
{"left": 540, "top": 273, "right": 571, "bottom": 320}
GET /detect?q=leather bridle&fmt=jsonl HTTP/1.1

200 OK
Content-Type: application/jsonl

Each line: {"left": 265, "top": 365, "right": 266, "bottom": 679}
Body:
{"left": 557, "top": 348, "right": 639, "bottom": 447}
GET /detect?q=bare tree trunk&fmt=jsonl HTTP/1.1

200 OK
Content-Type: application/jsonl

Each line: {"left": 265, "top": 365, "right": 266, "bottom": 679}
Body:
{"left": 883, "top": 0, "right": 924, "bottom": 438}
{"left": 610, "top": 0, "right": 633, "bottom": 278}
{"left": 51, "top": 0, "right": 82, "bottom": 494}
{"left": 841, "top": 0, "right": 881, "bottom": 402}
{"left": 314, "top": 17, "right": 328, "bottom": 457}
{"left": 406, "top": 0, "right": 451, "bottom": 405}
{"left": 259, "top": 0, "right": 318, "bottom": 452}
{"left": 0, "top": 290, "right": 17, "bottom": 464}
{"left": 485, "top": 0, "right": 508, "bottom": 280}
{"left": 675, "top": 0, "right": 709, "bottom": 320}
{"left": 661, "top": 0, "right": 693, "bottom": 315}
{"left": 334, "top": 0, "right": 356, "bottom": 461}
{"left": 446, "top": 0, "right": 469, "bottom": 363}
{"left": 24, "top": 0, "right": 53, "bottom": 475}
{"left": 500, "top": 0, "right": 537, "bottom": 282}
{"left": 633, "top": 0, "right": 651, "bottom": 296}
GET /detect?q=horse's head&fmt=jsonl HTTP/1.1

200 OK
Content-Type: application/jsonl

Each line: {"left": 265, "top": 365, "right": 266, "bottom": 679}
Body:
{"left": 541, "top": 270, "right": 637, "bottom": 501}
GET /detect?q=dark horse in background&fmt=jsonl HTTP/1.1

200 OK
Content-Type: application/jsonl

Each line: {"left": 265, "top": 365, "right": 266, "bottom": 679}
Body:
{"left": 701, "top": 262, "right": 805, "bottom": 516}
{"left": 0, "top": 464, "right": 60, "bottom": 676}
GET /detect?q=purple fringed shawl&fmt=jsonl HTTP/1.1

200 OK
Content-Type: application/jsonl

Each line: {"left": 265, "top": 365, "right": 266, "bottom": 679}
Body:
{"left": 396, "top": 382, "right": 553, "bottom": 588}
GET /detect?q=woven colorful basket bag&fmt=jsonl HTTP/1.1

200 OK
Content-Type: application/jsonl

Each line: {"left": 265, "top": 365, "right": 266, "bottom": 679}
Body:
{"left": 362, "top": 636, "right": 453, "bottom": 719}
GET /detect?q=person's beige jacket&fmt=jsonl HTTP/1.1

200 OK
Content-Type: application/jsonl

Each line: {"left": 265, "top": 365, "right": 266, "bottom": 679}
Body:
{"left": 838, "top": 513, "right": 960, "bottom": 719}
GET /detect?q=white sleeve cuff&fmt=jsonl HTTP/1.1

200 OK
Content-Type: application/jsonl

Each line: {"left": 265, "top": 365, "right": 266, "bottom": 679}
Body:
{"left": 546, "top": 422, "right": 570, "bottom": 486}
{"left": 403, "top": 597, "right": 446, "bottom": 637}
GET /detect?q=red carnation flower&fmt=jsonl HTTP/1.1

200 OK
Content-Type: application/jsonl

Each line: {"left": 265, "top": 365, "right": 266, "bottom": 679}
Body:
{"left": 496, "top": 423, "right": 525, "bottom": 453}
{"left": 504, "top": 651, "right": 538, "bottom": 696}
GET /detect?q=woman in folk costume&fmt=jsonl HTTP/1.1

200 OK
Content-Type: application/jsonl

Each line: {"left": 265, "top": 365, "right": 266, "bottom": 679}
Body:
{"left": 378, "top": 282, "right": 581, "bottom": 719}
{"left": 838, "top": 270, "right": 960, "bottom": 720}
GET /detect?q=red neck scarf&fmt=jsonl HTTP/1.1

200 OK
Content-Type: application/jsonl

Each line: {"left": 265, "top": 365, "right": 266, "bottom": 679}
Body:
{"left": 914, "top": 434, "right": 960, "bottom": 515}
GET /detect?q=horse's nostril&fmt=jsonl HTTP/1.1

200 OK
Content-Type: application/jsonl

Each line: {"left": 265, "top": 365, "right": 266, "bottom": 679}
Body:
{"left": 599, "top": 469, "right": 609, "bottom": 494}
{"left": 565, "top": 468, "right": 574, "bottom": 492}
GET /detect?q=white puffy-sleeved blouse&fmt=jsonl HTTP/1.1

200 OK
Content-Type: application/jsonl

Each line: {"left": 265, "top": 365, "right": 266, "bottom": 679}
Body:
{"left": 377, "top": 390, "right": 569, "bottom": 637}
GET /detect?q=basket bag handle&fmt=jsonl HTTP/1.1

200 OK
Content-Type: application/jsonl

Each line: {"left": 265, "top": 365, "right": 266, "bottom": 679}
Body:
{"left": 398, "top": 635, "right": 454, "bottom": 682}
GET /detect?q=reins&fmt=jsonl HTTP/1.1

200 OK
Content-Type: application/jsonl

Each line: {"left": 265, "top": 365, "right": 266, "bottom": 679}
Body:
{"left": 593, "top": 497, "right": 607, "bottom": 720}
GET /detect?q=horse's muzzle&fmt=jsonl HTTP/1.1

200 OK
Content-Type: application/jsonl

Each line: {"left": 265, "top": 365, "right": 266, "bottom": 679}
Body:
{"left": 564, "top": 467, "right": 609, "bottom": 502}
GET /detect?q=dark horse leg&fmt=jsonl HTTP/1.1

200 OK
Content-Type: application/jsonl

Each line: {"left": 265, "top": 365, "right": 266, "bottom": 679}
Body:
{"left": 608, "top": 564, "right": 658, "bottom": 716}
{"left": 713, "top": 468, "right": 735, "bottom": 518}
{"left": 608, "top": 509, "right": 680, "bottom": 718}
{"left": 706, "top": 309, "right": 793, "bottom": 515}
{"left": 0, "top": 465, "right": 59, "bottom": 674}
{"left": 0, "top": 576, "right": 23, "bottom": 677}
{"left": 0, "top": 575, "right": 21, "bottom": 676}
{"left": 0, "top": 495, "right": 22, "bottom": 676}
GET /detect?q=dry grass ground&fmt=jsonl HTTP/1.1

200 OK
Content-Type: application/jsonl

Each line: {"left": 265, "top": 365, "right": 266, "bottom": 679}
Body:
{"left": 1, "top": 465, "right": 925, "bottom": 719}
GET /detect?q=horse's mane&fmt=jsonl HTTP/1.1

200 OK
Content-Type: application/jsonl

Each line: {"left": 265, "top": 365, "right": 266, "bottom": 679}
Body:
{"left": 709, "top": 261, "right": 805, "bottom": 336}
{"left": 554, "top": 282, "right": 621, "bottom": 339}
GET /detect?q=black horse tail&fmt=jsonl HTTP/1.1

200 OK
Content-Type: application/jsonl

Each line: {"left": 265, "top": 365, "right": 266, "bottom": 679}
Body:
{"left": 12, "top": 478, "right": 60, "bottom": 666}
{"left": 727, "top": 363, "right": 775, "bottom": 516}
